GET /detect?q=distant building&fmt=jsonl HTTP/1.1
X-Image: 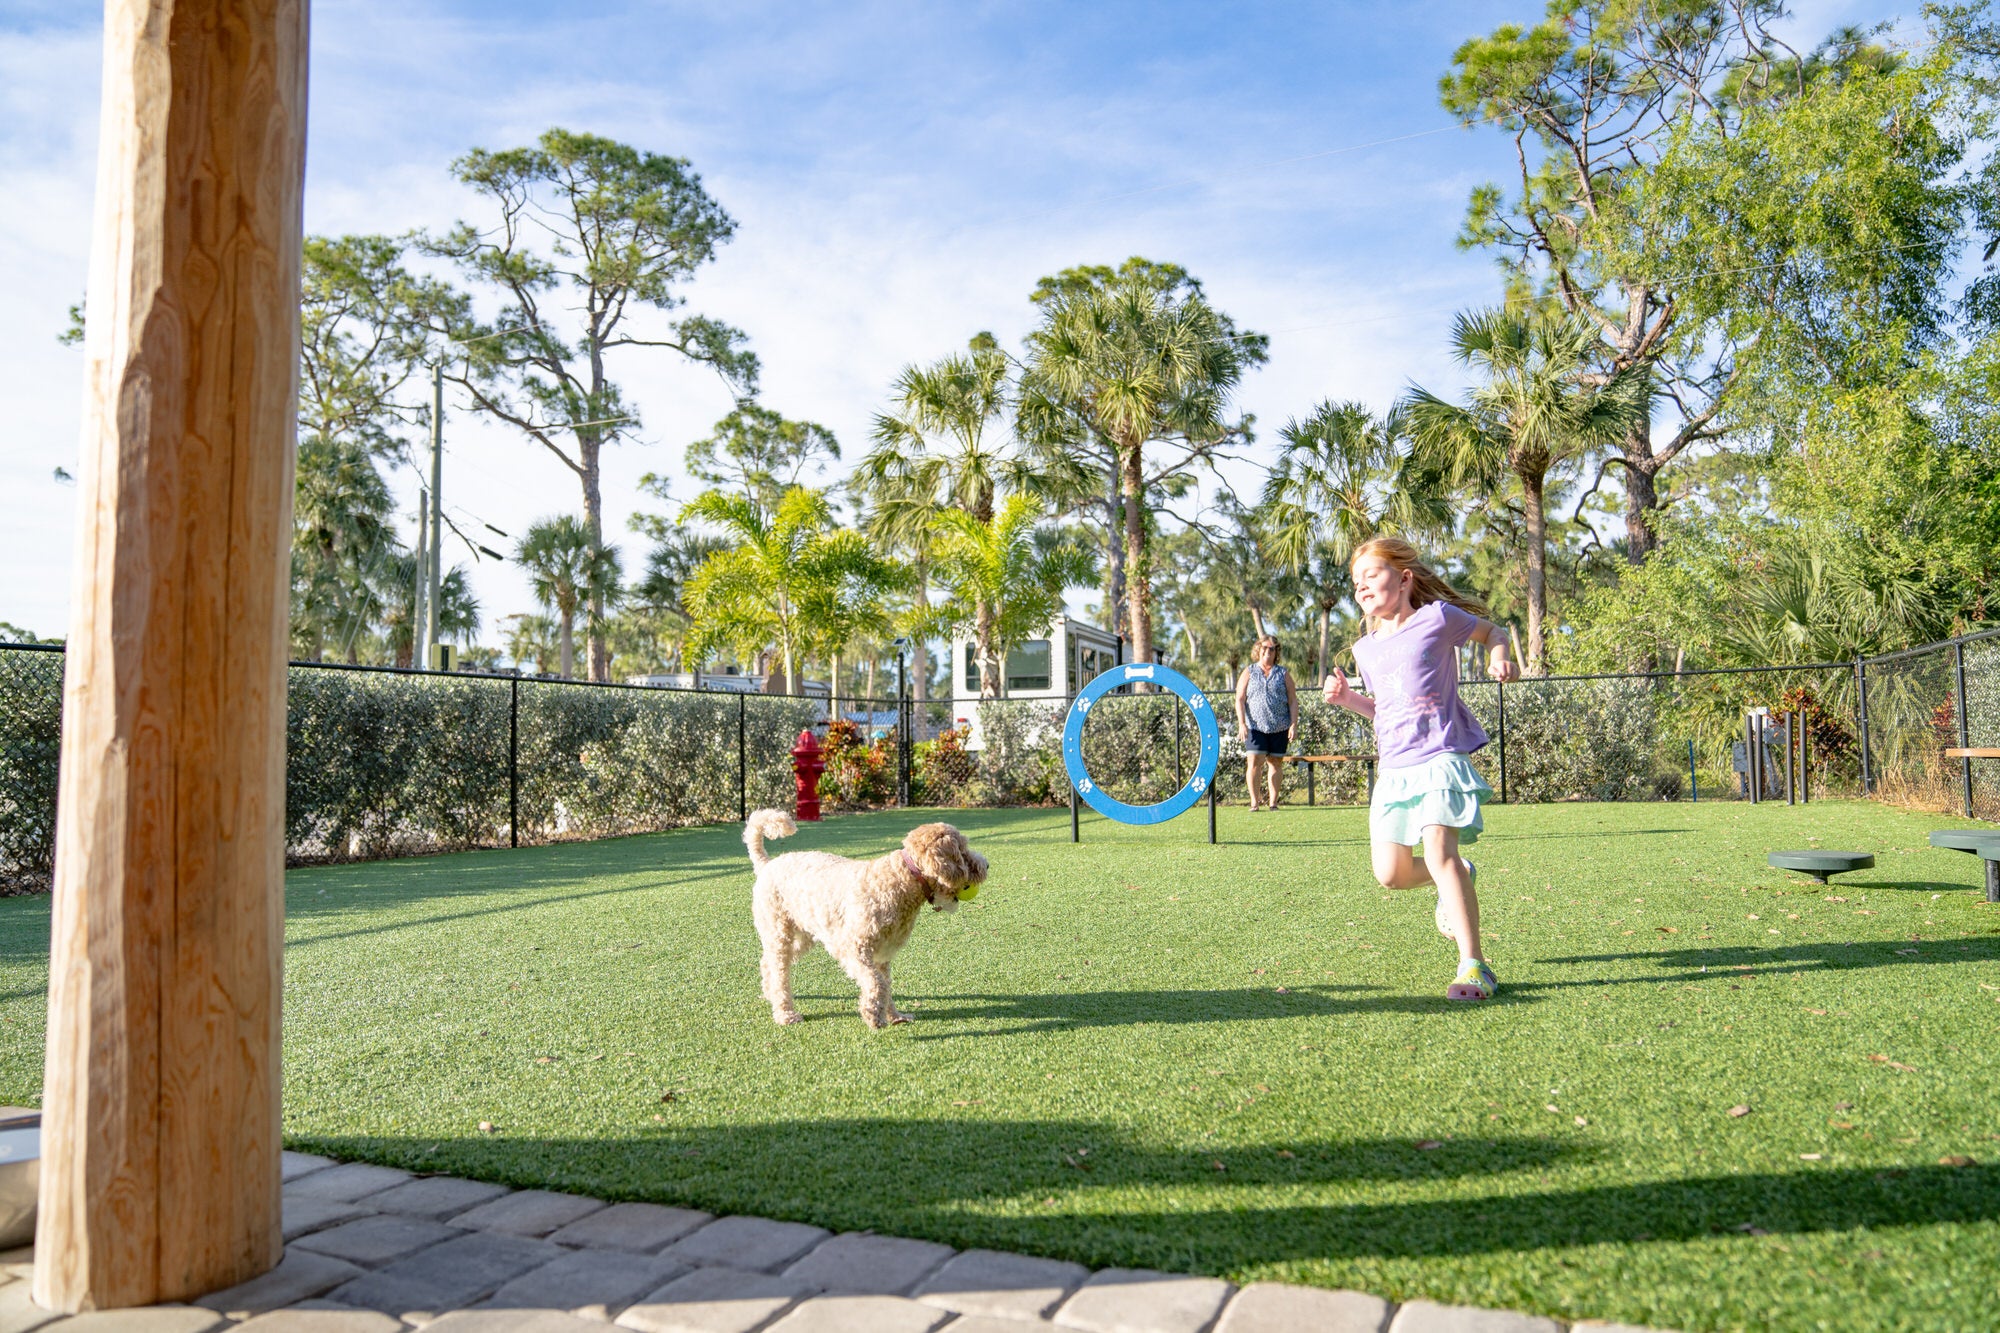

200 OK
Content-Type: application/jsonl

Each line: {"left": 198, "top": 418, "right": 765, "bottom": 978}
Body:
{"left": 626, "top": 670, "right": 830, "bottom": 702}
{"left": 947, "top": 615, "right": 1140, "bottom": 748}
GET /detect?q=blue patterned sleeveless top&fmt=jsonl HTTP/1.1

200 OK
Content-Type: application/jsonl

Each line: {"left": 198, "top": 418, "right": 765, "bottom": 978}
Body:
{"left": 1244, "top": 664, "right": 1291, "bottom": 732}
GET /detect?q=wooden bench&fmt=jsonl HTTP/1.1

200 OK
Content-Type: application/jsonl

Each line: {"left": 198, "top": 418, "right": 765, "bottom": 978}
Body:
{"left": 1282, "top": 753, "right": 1376, "bottom": 806}
{"left": 1941, "top": 750, "right": 2000, "bottom": 823}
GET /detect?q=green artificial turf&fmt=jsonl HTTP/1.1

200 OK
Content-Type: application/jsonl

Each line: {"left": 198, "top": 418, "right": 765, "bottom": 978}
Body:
{"left": 3, "top": 800, "right": 1998, "bottom": 1331}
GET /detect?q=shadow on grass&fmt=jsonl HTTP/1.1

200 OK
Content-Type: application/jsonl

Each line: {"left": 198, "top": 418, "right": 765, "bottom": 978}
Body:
{"left": 282, "top": 807, "right": 1069, "bottom": 920}
{"left": 1529, "top": 935, "right": 2000, "bottom": 990}
{"left": 1476, "top": 827, "right": 1696, "bottom": 842}
{"left": 1824, "top": 875, "right": 1984, "bottom": 894}
{"left": 848, "top": 983, "right": 1540, "bottom": 1037}
{"left": 279, "top": 804, "right": 1344, "bottom": 943}
{"left": 290, "top": 1118, "right": 2000, "bottom": 1270}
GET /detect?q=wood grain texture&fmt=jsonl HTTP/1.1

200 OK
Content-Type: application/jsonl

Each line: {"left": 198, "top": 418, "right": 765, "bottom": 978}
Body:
{"left": 34, "top": 0, "right": 307, "bottom": 1311}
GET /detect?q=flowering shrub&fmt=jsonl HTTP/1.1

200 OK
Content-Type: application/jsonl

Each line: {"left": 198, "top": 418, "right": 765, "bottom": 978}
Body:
{"left": 817, "top": 718, "right": 896, "bottom": 808}
{"left": 1777, "top": 683, "right": 1857, "bottom": 774}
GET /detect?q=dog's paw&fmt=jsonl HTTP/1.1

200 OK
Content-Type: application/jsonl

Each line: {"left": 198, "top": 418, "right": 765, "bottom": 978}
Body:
{"left": 889, "top": 1012, "right": 912, "bottom": 1025}
{"left": 773, "top": 1010, "right": 804, "bottom": 1026}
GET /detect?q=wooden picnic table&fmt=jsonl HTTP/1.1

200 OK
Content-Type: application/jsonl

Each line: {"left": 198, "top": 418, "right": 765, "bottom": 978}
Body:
{"left": 1283, "top": 752, "right": 1376, "bottom": 806}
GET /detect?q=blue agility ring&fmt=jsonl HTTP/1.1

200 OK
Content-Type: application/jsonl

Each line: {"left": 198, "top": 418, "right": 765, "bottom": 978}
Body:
{"left": 1062, "top": 663, "right": 1221, "bottom": 825}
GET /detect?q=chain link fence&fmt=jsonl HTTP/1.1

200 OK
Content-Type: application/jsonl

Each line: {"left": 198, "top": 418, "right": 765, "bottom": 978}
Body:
{"left": 0, "top": 645, "right": 62, "bottom": 892}
{"left": 1, "top": 648, "right": 818, "bottom": 889}
{"left": 5, "top": 631, "right": 1999, "bottom": 890}
{"left": 1858, "top": 629, "right": 2000, "bottom": 822}
{"left": 1460, "top": 664, "right": 1863, "bottom": 806}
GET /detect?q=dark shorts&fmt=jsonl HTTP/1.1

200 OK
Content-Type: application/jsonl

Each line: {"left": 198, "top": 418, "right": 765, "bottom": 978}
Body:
{"left": 1245, "top": 728, "right": 1290, "bottom": 756}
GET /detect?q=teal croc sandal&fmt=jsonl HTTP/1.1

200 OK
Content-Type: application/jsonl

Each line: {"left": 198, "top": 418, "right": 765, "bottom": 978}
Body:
{"left": 1447, "top": 958, "right": 1497, "bottom": 1001}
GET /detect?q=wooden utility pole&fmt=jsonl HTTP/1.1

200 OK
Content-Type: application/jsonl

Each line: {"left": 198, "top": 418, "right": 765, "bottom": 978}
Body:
{"left": 36, "top": 0, "right": 307, "bottom": 1310}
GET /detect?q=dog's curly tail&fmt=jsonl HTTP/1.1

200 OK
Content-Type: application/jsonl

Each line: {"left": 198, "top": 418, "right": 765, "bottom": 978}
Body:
{"left": 743, "top": 809, "right": 798, "bottom": 871}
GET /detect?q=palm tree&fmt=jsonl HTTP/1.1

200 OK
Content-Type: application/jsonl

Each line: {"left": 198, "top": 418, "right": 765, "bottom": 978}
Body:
{"left": 1717, "top": 542, "right": 1954, "bottom": 667}
{"left": 1262, "top": 401, "right": 1452, "bottom": 678}
{"left": 1402, "top": 307, "right": 1649, "bottom": 674}
{"left": 859, "top": 336, "right": 1085, "bottom": 704}
{"left": 926, "top": 495, "right": 1096, "bottom": 698}
{"left": 1021, "top": 264, "right": 1261, "bottom": 665}
{"left": 502, "top": 613, "right": 560, "bottom": 675}
{"left": 681, "top": 486, "right": 899, "bottom": 695}
{"left": 515, "top": 515, "right": 622, "bottom": 679}
{"left": 622, "top": 529, "right": 733, "bottom": 672}
{"left": 292, "top": 435, "right": 399, "bottom": 661}
{"left": 379, "top": 554, "right": 481, "bottom": 668}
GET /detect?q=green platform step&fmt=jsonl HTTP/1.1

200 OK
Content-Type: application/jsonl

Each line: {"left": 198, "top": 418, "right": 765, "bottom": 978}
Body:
{"left": 1767, "top": 850, "right": 1874, "bottom": 883}
{"left": 1929, "top": 829, "right": 2000, "bottom": 902}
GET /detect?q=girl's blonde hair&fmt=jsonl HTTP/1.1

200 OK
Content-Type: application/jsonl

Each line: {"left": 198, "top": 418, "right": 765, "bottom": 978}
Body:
{"left": 1350, "top": 536, "right": 1489, "bottom": 620}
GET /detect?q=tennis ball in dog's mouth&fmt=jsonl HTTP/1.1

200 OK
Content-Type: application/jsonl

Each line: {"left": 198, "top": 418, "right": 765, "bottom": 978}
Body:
{"left": 956, "top": 884, "right": 980, "bottom": 901}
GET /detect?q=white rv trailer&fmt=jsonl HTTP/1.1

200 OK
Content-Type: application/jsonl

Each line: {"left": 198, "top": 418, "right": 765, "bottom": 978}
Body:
{"left": 625, "top": 671, "right": 833, "bottom": 723}
{"left": 946, "top": 615, "right": 1125, "bottom": 748}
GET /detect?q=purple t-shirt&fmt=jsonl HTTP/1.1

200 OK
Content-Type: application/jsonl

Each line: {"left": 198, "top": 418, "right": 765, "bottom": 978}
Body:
{"left": 1350, "top": 601, "right": 1489, "bottom": 767}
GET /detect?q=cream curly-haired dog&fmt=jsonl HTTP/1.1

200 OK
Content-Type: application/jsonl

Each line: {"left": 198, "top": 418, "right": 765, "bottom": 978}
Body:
{"left": 744, "top": 809, "right": 988, "bottom": 1028}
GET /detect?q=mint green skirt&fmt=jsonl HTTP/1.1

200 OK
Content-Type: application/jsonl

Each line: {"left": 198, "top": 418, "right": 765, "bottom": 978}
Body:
{"left": 1369, "top": 753, "right": 1492, "bottom": 848}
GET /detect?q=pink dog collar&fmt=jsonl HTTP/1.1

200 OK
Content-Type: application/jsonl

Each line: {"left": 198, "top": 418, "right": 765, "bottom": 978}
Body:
{"left": 900, "top": 850, "right": 934, "bottom": 887}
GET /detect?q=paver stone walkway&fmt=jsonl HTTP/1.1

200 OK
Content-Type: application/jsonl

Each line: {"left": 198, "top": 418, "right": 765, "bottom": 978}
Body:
{"left": 0, "top": 1154, "right": 1675, "bottom": 1333}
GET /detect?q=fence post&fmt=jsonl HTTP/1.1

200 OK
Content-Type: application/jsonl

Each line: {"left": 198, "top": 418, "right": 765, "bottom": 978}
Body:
{"left": 1208, "top": 778, "right": 1217, "bottom": 844}
{"left": 1801, "top": 711, "right": 1810, "bottom": 804}
{"left": 900, "top": 696, "right": 912, "bottom": 807}
{"left": 1792, "top": 704, "right": 1808, "bottom": 800}
{"left": 1688, "top": 738, "right": 1698, "bottom": 803}
{"left": 1956, "top": 639, "right": 1973, "bottom": 818}
{"left": 1856, "top": 660, "right": 1872, "bottom": 795}
{"left": 738, "top": 693, "right": 748, "bottom": 822}
{"left": 1070, "top": 782, "right": 1079, "bottom": 843}
{"left": 1746, "top": 712, "right": 1760, "bottom": 804}
{"left": 1174, "top": 702, "right": 1184, "bottom": 790}
{"left": 1495, "top": 680, "right": 1508, "bottom": 804}
{"left": 509, "top": 675, "right": 520, "bottom": 848}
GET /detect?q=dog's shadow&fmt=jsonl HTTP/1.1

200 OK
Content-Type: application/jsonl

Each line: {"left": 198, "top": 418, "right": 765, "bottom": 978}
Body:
{"left": 785, "top": 982, "right": 1532, "bottom": 1036}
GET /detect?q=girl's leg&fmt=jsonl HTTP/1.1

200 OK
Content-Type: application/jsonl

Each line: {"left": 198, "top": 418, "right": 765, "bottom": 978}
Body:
{"left": 1246, "top": 752, "right": 1262, "bottom": 809}
{"left": 1370, "top": 839, "right": 1433, "bottom": 890}
{"left": 1423, "top": 825, "right": 1483, "bottom": 963}
{"left": 1264, "top": 756, "right": 1283, "bottom": 808}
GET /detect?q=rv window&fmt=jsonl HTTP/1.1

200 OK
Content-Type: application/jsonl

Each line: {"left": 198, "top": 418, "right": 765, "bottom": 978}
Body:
{"left": 964, "top": 642, "right": 978, "bottom": 692}
{"left": 1006, "top": 639, "right": 1052, "bottom": 692}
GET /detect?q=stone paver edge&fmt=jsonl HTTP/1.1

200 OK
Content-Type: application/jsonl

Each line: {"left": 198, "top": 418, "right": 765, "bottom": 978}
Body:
{"left": 10, "top": 1154, "right": 1681, "bottom": 1333}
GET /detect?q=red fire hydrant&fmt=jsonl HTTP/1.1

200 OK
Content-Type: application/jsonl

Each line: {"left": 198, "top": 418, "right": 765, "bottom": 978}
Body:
{"left": 791, "top": 729, "right": 825, "bottom": 822}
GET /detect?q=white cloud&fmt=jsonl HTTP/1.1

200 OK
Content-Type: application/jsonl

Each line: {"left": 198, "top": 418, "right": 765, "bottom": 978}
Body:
{"left": 0, "top": 0, "right": 1929, "bottom": 643}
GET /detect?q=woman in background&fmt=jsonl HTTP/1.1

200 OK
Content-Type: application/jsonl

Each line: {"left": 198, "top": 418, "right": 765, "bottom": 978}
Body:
{"left": 1234, "top": 635, "right": 1297, "bottom": 810}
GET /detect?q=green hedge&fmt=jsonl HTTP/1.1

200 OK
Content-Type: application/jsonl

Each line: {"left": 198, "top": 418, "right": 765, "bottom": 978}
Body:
{"left": 0, "top": 649, "right": 61, "bottom": 888}
{"left": 0, "top": 639, "right": 1984, "bottom": 888}
{"left": 0, "top": 649, "right": 820, "bottom": 887}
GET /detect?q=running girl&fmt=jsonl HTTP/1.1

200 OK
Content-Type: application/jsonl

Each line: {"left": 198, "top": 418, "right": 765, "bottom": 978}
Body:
{"left": 1322, "top": 536, "right": 1517, "bottom": 1001}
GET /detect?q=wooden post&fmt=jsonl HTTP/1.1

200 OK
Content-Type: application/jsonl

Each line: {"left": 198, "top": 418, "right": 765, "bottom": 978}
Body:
{"left": 36, "top": 0, "right": 307, "bottom": 1310}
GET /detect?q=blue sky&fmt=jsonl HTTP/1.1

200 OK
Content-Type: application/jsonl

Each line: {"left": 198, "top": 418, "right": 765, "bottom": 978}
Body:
{"left": 0, "top": 0, "right": 1899, "bottom": 645}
